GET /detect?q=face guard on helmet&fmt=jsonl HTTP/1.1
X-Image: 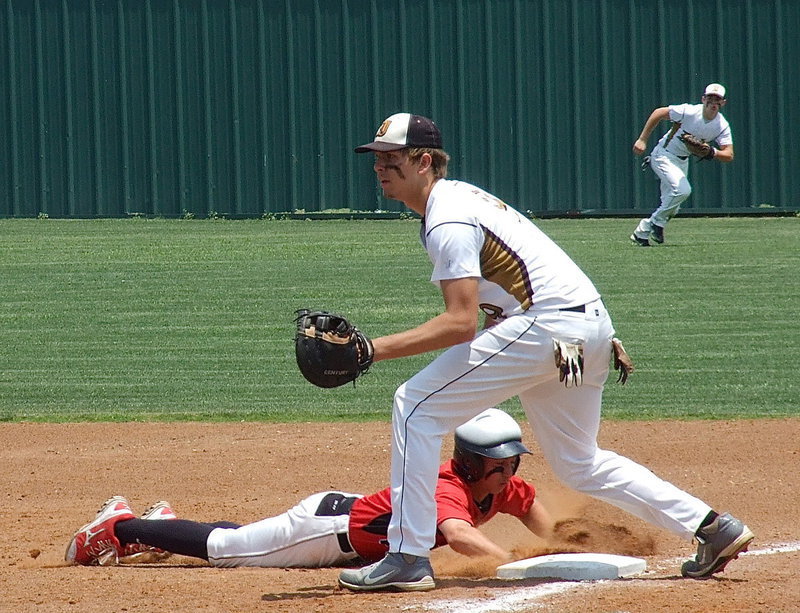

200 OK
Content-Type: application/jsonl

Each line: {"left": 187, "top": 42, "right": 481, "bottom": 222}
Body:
{"left": 453, "top": 408, "right": 531, "bottom": 482}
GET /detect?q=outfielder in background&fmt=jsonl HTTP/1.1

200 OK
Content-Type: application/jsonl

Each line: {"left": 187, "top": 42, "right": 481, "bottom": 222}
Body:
{"left": 631, "top": 83, "right": 734, "bottom": 246}
{"left": 65, "top": 409, "right": 554, "bottom": 577}
{"left": 339, "top": 112, "right": 753, "bottom": 592}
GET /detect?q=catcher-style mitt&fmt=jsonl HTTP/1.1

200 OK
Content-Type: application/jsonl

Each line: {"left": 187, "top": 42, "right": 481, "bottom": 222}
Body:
{"left": 679, "top": 133, "right": 716, "bottom": 160}
{"left": 294, "top": 309, "right": 374, "bottom": 388}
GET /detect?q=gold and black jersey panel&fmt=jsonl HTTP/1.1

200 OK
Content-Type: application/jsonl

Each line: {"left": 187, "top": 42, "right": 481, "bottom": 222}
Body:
{"left": 479, "top": 226, "right": 534, "bottom": 311}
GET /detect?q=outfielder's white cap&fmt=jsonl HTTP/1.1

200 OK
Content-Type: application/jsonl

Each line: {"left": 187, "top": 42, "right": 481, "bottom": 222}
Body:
{"left": 355, "top": 112, "right": 443, "bottom": 153}
{"left": 704, "top": 83, "right": 726, "bottom": 98}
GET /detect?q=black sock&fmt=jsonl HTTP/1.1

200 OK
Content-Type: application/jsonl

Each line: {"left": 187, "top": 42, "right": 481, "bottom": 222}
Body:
{"left": 697, "top": 511, "right": 720, "bottom": 535}
{"left": 115, "top": 519, "right": 225, "bottom": 560}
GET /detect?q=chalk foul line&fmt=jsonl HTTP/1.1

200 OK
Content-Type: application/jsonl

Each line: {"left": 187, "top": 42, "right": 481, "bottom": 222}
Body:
{"left": 411, "top": 541, "right": 800, "bottom": 613}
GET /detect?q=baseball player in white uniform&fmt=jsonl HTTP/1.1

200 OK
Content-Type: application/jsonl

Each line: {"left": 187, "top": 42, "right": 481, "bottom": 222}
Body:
{"left": 631, "top": 83, "right": 734, "bottom": 246}
{"left": 339, "top": 112, "right": 753, "bottom": 592}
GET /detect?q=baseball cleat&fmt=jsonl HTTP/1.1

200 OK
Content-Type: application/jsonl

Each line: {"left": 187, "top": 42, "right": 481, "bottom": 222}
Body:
{"left": 649, "top": 224, "right": 665, "bottom": 244}
{"left": 681, "top": 513, "right": 754, "bottom": 579}
{"left": 121, "top": 500, "right": 177, "bottom": 561}
{"left": 65, "top": 496, "right": 136, "bottom": 566}
{"left": 338, "top": 552, "right": 436, "bottom": 592}
{"left": 140, "top": 500, "right": 177, "bottom": 521}
{"left": 630, "top": 234, "right": 650, "bottom": 247}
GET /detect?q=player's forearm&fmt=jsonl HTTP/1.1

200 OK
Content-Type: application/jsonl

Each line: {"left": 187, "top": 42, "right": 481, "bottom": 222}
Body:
{"left": 372, "top": 276, "right": 480, "bottom": 361}
{"left": 711, "top": 145, "right": 734, "bottom": 163}
{"left": 633, "top": 107, "right": 670, "bottom": 154}
{"left": 372, "top": 311, "right": 477, "bottom": 361}
{"left": 445, "top": 528, "right": 513, "bottom": 561}
{"left": 637, "top": 107, "right": 671, "bottom": 141}
{"left": 520, "top": 500, "right": 555, "bottom": 541}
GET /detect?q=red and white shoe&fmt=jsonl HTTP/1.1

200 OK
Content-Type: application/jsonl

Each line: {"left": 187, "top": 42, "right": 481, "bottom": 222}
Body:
{"left": 121, "top": 501, "right": 177, "bottom": 561}
{"left": 65, "top": 496, "right": 136, "bottom": 566}
{"left": 140, "top": 500, "right": 177, "bottom": 521}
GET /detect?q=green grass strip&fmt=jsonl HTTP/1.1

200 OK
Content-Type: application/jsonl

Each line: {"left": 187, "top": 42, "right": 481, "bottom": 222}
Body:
{"left": 0, "top": 216, "right": 797, "bottom": 422}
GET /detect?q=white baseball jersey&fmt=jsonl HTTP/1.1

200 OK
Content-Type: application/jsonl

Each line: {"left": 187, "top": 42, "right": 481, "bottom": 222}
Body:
{"left": 422, "top": 180, "right": 600, "bottom": 317}
{"left": 658, "top": 103, "right": 732, "bottom": 157}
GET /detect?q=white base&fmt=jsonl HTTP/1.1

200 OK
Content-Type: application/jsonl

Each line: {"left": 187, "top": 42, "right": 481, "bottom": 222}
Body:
{"left": 496, "top": 553, "right": 647, "bottom": 581}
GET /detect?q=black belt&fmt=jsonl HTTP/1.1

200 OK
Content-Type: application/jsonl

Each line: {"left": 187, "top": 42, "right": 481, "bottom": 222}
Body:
{"left": 560, "top": 304, "right": 585, "bottom": 313}
{"left": 337, "top": 531, "right": 353, "bottom": 553}
{"left": 677, "top": 155, "right": 688, "bottom": 160}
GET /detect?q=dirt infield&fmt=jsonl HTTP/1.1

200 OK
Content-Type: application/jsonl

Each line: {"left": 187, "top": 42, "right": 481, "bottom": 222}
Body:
{"left": 2, "top": 419, "right": 798, "bottom": 613}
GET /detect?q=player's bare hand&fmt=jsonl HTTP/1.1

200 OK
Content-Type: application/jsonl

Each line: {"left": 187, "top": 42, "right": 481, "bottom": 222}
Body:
{"left": 632, "top": 139, "right": 647, "bottom": 156}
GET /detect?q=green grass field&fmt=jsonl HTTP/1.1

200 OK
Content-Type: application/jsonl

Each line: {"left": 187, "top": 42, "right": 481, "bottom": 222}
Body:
{"left": 0, "top": 216, "right": 797, "bottom": 422}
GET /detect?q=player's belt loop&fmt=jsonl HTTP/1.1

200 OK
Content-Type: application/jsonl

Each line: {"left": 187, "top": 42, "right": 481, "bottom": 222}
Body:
{"left": 337, "top": 531, "right": 354, "bottom": 553}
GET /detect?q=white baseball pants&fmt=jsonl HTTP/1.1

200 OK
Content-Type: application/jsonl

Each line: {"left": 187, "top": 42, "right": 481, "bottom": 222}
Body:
{"left": 388, "top": 299, "right": 711, "bottom": 557}
{"left": 635, "top": 145, "right": 692, "bottom": 236}
{"left": 206, "top": 491, "right": 362, "bottom": 567}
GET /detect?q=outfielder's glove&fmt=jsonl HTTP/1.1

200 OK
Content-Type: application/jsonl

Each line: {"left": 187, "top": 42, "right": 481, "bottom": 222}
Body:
{"left": 679, "top": 133, "right": 716, "bottom": 160}
{"left": 294, "top": 309, "right": 374, "bottom": 388}
{"left": 611, "top": 337, "right": 635, "bottom": 384}
{"left": 553, "top": 339, "right": 584, "bottom": 388}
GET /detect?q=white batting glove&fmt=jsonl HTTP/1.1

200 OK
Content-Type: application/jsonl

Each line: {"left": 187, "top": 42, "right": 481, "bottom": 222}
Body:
{"left": 553, "top": 339, "right": 584, "bottom": 388}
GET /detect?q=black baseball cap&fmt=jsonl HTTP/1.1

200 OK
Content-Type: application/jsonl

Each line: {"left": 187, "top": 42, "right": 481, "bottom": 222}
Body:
{"left": 355, "top": 113, "right": 443, "bottom": 153}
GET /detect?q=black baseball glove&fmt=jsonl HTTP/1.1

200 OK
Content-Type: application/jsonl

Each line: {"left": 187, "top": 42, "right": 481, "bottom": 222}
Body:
{"left": 679, "top": 133, "right": 716, "bottom": 160}
{"left": 294, "top": 309, "right": 374, "bottom": 388}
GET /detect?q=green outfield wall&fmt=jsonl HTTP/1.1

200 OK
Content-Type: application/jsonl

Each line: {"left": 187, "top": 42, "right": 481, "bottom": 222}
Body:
{"left": 2, "top": 0, "right": 798, "bottom": 218}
